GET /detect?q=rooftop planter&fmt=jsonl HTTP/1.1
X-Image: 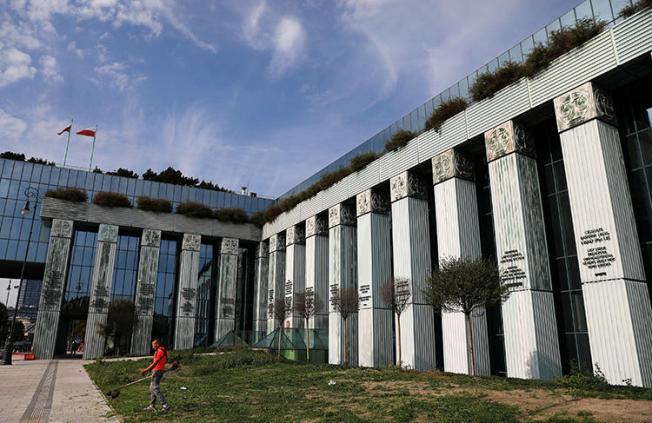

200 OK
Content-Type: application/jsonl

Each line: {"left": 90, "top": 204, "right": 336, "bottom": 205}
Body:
{"left": 425, "top": 98, "right": 469, "bottom": 132}
{"left": 620, "top": 0, "right": 651, "bottom": 18}
{"left": 45, "top": 187, "right": 88, "bottom": 202}
{"left": 384, "top": 130, "right": 416, "bottom": 153}
{"left": 92, "top": 192, "right": 132, "bottom": 208}
{"left": 213, "top": 208, "right": 249, "bottom": 224}
{"left": 136, "top": 196, "right": 172, "bottom": 213}
{"left": 176, "top": 201, "right": 213, "bottom": 219}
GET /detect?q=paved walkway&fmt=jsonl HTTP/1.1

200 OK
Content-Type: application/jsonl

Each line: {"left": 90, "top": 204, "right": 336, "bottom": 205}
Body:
{"left": 0, "top": 358, "right": 119, "bottom": 423}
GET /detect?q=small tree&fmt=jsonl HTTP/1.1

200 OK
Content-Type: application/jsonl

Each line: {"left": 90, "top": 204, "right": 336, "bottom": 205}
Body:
{"left": 424, "top": 257, "right": 508, "bottom": 376}
{"left": 273, "top": 297, "right": 287, "bottom": 359}
{"left": 380, "top": 277, "right": 411, "bottom": 367}
{"left": 294, "top": 291, "right": 323, "bottom": 362}
{"left": 330, "top": 287, "right": 358, "bottom": 366}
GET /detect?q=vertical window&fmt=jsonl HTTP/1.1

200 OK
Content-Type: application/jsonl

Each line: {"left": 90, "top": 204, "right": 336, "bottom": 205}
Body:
{"left": 62, "top": 229, "right": 97, "bottom": 317}
{"left": 152, "top": 238, "right": 179, "bottom": 347}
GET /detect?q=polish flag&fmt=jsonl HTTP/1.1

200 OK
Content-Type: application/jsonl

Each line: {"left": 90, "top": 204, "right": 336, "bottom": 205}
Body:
{"left": 57, "top": 124, "right": 72, "bottom": 136}
{"left": 76, "top": 129, "right": 96, "bottom": 138}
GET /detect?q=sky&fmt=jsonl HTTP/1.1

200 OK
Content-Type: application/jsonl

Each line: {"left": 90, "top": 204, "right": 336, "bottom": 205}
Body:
{"left": 0, "top": 0, "right": 583, "bottom": 198}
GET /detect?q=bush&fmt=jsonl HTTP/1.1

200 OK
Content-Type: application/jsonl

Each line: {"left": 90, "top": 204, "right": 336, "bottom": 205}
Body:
{"left": 176, "top": 201, "right": 213, "bottom": 218}
{"left": 425, "top": 98, "right": 469, "bottom": 132}
{"left": 385, "top": 130, "right": 416, "bottom": 153}
{"left": 93, "top": 192, "right": 132, "bottom": 208}
{"left": 349, "top": 152, "right": 379, "bottom": 172}
{"left": 470, "top": 62, "right": 524, "bottom": 101}
{"left": 213, "top": 208, "right": 249, "bottom": 224}
{"left": 136, "top": 196, "right": 172, "bottom": 213}
{"left": 0, "top": 151, "right": 25, "bottom": 161}
{"left": 249, "top": 211, "right": 267, "bottom": 227}
{"left": 45, "top": 187, "right": 87, "bottom": 202}
{"left": 27, "top": 157, "right": 55, "bottom": 166}
{"left": 106, "top": 168, "right": 138, "bottom": 178}
{"left": 556, "top": 364, "right": 610, "bottom": 391}
{"left": 620, "top": 0, "right": 652, "bottom": 17}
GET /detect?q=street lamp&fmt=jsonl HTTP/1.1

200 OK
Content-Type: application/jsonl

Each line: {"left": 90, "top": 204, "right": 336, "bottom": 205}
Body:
{"left": 2, "top": 187, "right": 39, "bottom": 365}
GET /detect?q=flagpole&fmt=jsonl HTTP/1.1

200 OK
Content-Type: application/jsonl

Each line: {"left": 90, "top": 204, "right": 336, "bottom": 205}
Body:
{"left": 63, "top": 119, "right": 73, "bottom": 167}
{"left": 88, "top": 124, "right": 97, "bottom": 171}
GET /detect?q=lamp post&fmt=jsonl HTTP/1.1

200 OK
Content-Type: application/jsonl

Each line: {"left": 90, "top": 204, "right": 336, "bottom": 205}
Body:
{"left": 2, "top": 187, "right": 39, "bottom": 365}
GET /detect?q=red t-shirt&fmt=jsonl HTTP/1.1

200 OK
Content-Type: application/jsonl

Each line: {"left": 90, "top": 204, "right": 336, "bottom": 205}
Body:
{"left": 152, "top": 347, "right": 167, "bottom": 371}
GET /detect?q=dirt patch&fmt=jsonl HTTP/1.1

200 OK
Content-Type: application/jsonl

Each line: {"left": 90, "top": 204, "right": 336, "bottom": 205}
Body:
{"left": 486, "top": 389, "right": 652, "bottom": 422}
{"left": 362, "top": 380, "right": 464, "bottom": 397}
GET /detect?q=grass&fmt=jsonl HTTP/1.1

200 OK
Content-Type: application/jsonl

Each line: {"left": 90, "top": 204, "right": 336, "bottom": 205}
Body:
{"left": 85, "top": 349, "right": 652, "bottom": 423}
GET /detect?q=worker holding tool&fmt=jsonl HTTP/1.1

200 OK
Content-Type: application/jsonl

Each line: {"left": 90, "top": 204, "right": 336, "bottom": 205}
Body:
{"left": 140, "top": 338, "right": 171, "bottom": 412}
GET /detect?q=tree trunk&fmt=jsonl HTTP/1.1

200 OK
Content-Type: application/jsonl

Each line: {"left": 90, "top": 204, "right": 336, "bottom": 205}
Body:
{"left": 277, "top": 325, "right": 282, "bottom": 360}
{"left": 466, "top": 312, "right": 475, "bottom": 377}
{"left": 396, "top": 315, "right": 402, "bottom": 368}
{"left": 342, "top": 318, "right": 348, "bottom": 366}
{"left": 305, "top": 318, "right": 310, "bottom": 363}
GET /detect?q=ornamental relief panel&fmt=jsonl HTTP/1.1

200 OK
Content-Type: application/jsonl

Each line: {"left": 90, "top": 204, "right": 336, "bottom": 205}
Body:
{"left": 182, "top": 234, "right": 201, "bottom": 251}
{"left": 305, "top": 215, "right": 328, "bottom": 237}
{"left": 356, "top": 190, "right": 389, "bottom": 216}
{"left": 390, "top": 171, "right": 426, "bottom": 202}
{"left": 256, "top": 241, "right": 269, "bottom": 258}
{"left": 286, "top": 226, "right": 305, "bottom": 246}
{"left": 328, "top": 204, "right": 355, "bottom": 228}
{"left": 269, "top": 234, "right": 286, "bottom": 252}
{"left": 141, "top": 229, "right": 161, "bottom": 247}
{"left": 554, "top": 82, "right": 616, "bottom": 132}
{"left": 484, "top": 120, "right": 534, "bottom": 162}
{"left": 221, "top": 237, "right": 240, "bottom": 255}
{"left": 51, "top": 219, "right": 73, "bottom": 238}
{"left": 97, "top": 224, "right": 119, "bottom": 243}
{"left": 431, "top": 149, "right": 474, "bottom": 185}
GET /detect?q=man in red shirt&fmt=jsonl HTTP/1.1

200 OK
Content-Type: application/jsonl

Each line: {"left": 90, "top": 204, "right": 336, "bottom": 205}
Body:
{"left": 140, "top": 338, "right": 170, "bottom": 412}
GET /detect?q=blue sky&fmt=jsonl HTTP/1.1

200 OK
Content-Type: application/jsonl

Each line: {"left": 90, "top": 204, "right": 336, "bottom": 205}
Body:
{"left": 0, "top": 0, "right": 582, "bottom": 198}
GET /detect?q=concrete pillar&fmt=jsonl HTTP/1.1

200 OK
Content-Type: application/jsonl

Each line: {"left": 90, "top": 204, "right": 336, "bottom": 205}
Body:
{"left": 267, "top": 233, "right": 286, "bottom": 333}
{"left": 253, "top": 241, "right": 269, "bottom": 341}
{"left": 174, "top": 234, "right": 201, "bottom": 350}
{"left": 485, "top": 120, "right": 562, "bottom": 380}
{"left": 83, "top": 224, "right": 119, "bottom": 359}
{"left": 432, "top": 149, "right": 490, "bottom": 376}
{"left": 390, "top": 171, "right": 436, "bottom": 370}
{"left": 130, "top": 229, "right": 162, "bottom": 356}
{"left": 554, "top": 82, "right": 652, "bottom": 387}
{"left": 328, "top": 203, "right": 358, "bottom": 366}
{"left": 285, "top": 225, "right": 306, "bottom": 328}
{"left": 33, "top": 219, "right": 74, "bottom": 359}
{"left": 215, "top": 238, "right": 239, "bottom": 342}
{"left": 305, "top": 215, "right": 329, "bottom": 330}
{"left": 356, "top": 189, "right": 394, "bottom": 368}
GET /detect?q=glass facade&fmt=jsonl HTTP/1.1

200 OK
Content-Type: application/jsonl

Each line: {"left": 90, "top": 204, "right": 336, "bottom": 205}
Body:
{"left": 195, "top": 242, "right": 217, "bottom": 347}
{"left": 61, "top": 229, "right": 97, "bottom": 318}
{"left": 152, "top": 238, "right": 179, "bottom": 347}
{"left": 111, "top": 234, "right": 141, "bottom": 303}
{"left": 536, "top": 122, "right": 591, "bottom": 374}
{"left": 282, "top": 0, "right": 634, "bottom": 198}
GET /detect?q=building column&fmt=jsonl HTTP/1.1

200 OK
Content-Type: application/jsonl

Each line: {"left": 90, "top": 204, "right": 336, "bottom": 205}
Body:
{"left": 83, "top": 224, "right": 119, "bottom": 359}
{"left": 267, "top": 233, "right": 286, "bottom": 333}
{"left": 554, "top": 82, "right": 652, "bottom": 387}
{"left": 356, "top": 189, "right": 393, "bottom": 368}
{"left": 432, "top": 149, "right": 491, "bottom": 375}
{"left": 485, "top": 120, "right": 562, "bottom": 380}
{"left": 390, "top": 171, "right": 436, "bottom": 370}
{"left": 33, "top": 219, "right": 74, "bottom": 359}
{"left": 328, "top": 203, "right": 358, "bottom": 366}
{"left": 174, "top": 234, "right": 201, "bottom": 350}
{"left": 305, "top": 216, "right": 329, "bottom": 330}
{"left": 285, "top": 225, "right": 306, "bottom": 328}
{"left": 253, "top": 241, "right": 269, "bottom": 341}
{"left": 130, "top": 229, "right": 162, "bottom": 356}
{"left": 215, "top": 238, "right": 239, "bottom": 342}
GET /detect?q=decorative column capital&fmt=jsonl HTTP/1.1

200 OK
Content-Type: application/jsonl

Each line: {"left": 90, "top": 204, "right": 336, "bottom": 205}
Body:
{"left": 390, "top": 171, "right": 426, "bottom": 202}
{"left": 141, "top": 229, "right": 161, "bottom": 247}
{"left": 220, "top": 237, "right": 239, "bottom": 255}
{"left": 51, "top": 219, "right": 73, "bottom": 238}
{"left": 328, "top": 204, "right": 355, "bottom": 228}
{"left": 256, "top": 241, "right": 269, "bottom": 258}
{"left": 97, "top": 224, "right": 118, "bottom": 243}
{"left": 305, "top": 215, "right": 328, "bottom": 237}
{"left": 269, "top": 234, "right": 286, "bottom": 252}
{"left": 182, "top": 233, "right": 201, "bottom": 252}
{"left": 484, "top": 120, "right": 534, "bottom": 162}
{"left": 356, "top": 189, "right": 389, "bottom": 216}
{"left": 286, "top": 225, "right": 305, "bottom": 246}
{"left": 553, "top": 82, "right": 616, "bottom": 132}
{"left": 431, "top": 148, "right": 474, "bottom": 185}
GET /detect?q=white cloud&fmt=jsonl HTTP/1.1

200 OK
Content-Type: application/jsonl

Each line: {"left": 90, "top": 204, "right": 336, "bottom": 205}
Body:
{"left": 0, "top": 47, "right": 37, "bottom": 87}
{"left": 243, "top": 1, "right": 267, "bottom": 47}
{"left": 0, "top": 108, "right": 27, "bottom": 141}
{"left": 39, "top": 55, "right": 63, "bottom": 83}
{"left": 268, "top": 17, "right": 305, "bottom": 78}
{"left": 67, "top": 41, "right": 84, "bottom": 58}
{"left": 94, "top": 61, "right": 146, "bottom": 91}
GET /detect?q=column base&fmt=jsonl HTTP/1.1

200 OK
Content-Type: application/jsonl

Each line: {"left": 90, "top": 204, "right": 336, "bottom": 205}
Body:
{"left": 33, "top": 310, "right": 61, "bottom": 360}
{"left": 358, "top": 308, "right": 393, "bottom": 368}
{"left": 398, "top": 304, "right": 436, "bottom": 371}
{"left": 442, "top": 308, "right": 491, "bottom": 376}
{"left": 83, "top": 312, "right": 108, "bottom": 359}
{"left": 174, "top": 317, "right": 196, "bottom": 350}
{"left": 130, "top": 315, "right": 153, "bottom": 356}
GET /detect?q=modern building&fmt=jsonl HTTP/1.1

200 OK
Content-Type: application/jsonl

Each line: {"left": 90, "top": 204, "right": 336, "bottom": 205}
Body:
{"left": 1, "top": 0, "right": 651, "bottom": 388}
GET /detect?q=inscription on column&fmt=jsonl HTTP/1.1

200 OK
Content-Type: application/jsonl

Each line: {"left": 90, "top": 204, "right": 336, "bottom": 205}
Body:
{"left": 580, "top": 227, "right": 616, "bottom": 276}
{"left": 499, "top": 250, "right": 526, "bottom": 288}
{"left": 359, "top": 284, "right": 371, "bottom": 307}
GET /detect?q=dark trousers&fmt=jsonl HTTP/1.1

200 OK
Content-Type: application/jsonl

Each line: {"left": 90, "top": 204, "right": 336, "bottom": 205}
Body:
{"left": 149, "top": 370, "right": 167, "bottom": 406}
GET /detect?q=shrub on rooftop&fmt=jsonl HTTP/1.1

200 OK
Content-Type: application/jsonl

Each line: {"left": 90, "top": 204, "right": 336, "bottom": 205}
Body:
{"left": 384, "top": 130, "right": 416, "bottom": 153}
{"left": 213, "top": 208, "right": 249, "bottom": 224}
{"left": 93, "top": 191, "right": 132, "bottom": 208}
{"left": 45, "top": 187, "right": 88, "bottom": 203}
{"left": 136, "top": 196, "right": 172, "bottom": 213}
{"left": 349, "top": 152, "right": 379, "bottom": 172}
{"left": 470, "top": 61, "right": 525, "bottom": 101}
{"left": 176, "top": 201, "right": 213, "bottom": 218}
{"left": 620, "top": 0, "right": 652, "bottom": 18}
{"left": 425, "top": 98, "right": 469, "bottom": 132}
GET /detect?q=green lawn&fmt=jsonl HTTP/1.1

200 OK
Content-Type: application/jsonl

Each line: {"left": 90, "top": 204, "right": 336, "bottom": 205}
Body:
{"left": 85, "top": 349, "right": 652, "bottom": 423}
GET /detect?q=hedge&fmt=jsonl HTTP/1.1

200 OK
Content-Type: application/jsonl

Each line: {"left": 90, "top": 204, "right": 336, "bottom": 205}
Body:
{"left": 425, "top": 98, "right": 469, "bottom": 132}
{"left": 93, "top": 192, "right": 132, "bottom": 208}
{"left": 176, "top": 201, "right": 213, "bottom": 218}
{"left": 620, "top": 0, "right": 652, "bottom": 17}
{"left": 214, "top": 208, "right": 249, "bottom": 224}
{"left": 385, "top": 130, "right": 416, "bottom": 152}
{"left": 45, "top": 187, "right": 88, "bottom": 202}
{"left": 136, "top": 196, "right": 172, "bottom": 213}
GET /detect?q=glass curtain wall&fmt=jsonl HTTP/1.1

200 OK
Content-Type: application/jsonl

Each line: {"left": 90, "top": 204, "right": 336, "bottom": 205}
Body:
{"left": 152, "top": 238, "right": 179, "bottom": 348}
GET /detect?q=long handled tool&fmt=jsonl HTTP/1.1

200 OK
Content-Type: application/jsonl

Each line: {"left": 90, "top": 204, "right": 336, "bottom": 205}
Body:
{"left": 106, "top": 359, "right": 180, "bottom": 399}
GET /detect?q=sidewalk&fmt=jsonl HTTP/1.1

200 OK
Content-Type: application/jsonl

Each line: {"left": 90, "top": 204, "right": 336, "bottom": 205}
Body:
{"left": 0, "top": 358, "right": 119, "bottom": 423}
